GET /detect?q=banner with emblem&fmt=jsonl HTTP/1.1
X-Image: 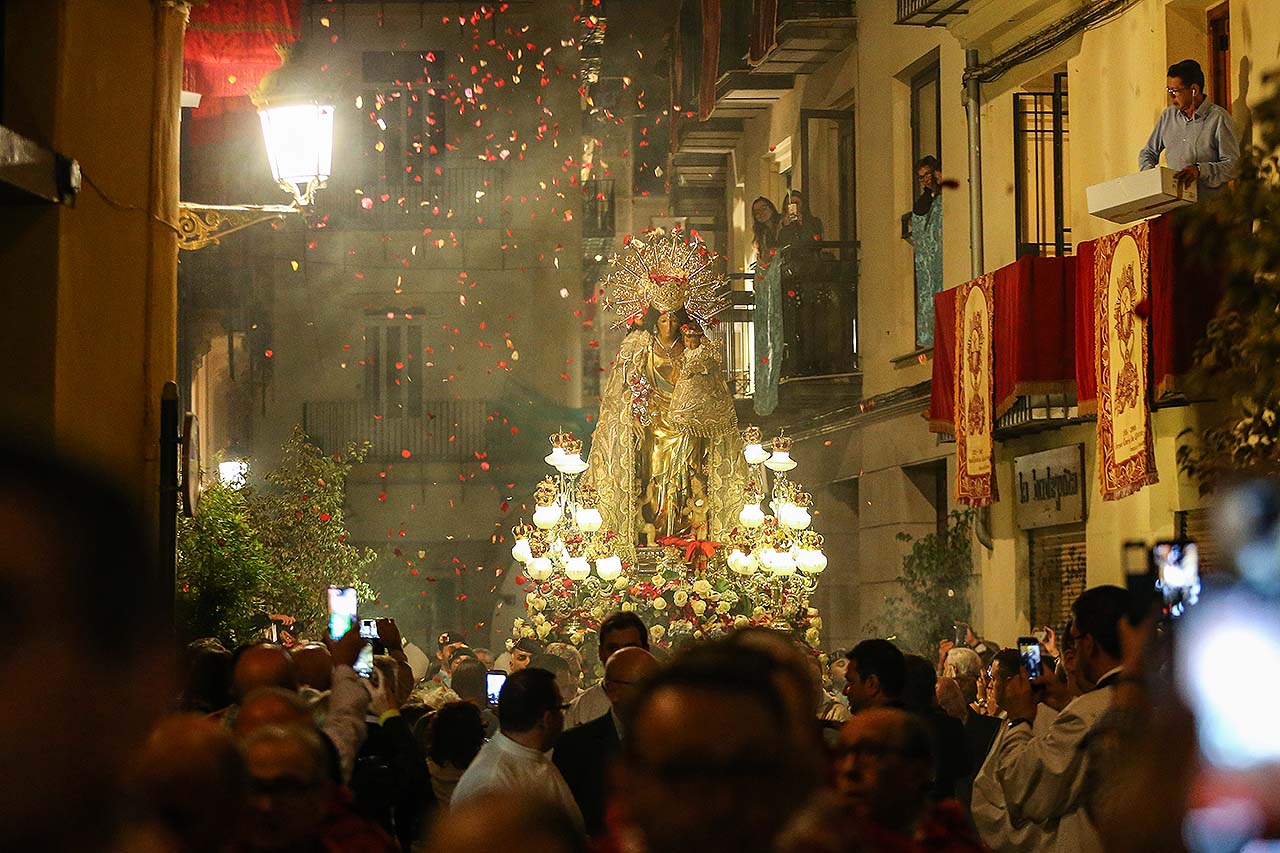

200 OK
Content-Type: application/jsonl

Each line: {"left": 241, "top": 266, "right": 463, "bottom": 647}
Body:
{"left": 954, "top": 274, "right": 997, "bottom": 506}
{"left": 1091, "top": 222, "right": 1158, "bottom": 500}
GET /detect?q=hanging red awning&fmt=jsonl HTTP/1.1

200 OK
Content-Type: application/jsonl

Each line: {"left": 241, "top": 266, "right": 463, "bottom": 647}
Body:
{"left": 749, "top": 0, "right": 779, "bottom": 66}
{"left": 1074, "top": 213, "right": 1223, "bottom": 409}
{"left": 183, "top": 0, "right": 302, "bottom": 146}
{"left": 928, "top": 255, "right": 1077, "bottom": 431}
{"left": 183, "top": 0, "right": 301, "bottom": 100}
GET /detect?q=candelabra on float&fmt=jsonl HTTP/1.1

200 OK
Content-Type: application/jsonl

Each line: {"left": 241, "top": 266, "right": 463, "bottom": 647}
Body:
{"left": 727, "top": 428, "right": 828, "bottom": 605}
{"left": 509, "top": 432, "right": 624, "bottom": 619}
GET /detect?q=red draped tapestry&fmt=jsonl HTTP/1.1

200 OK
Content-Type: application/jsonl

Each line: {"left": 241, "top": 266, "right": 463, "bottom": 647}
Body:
{"left": 929, "top": 255, "right": 1077, "bottom": 431}
{"left": 698, "top": 0, "right": 721, "bottom": 121}
{"left": 749, "top": 0, "right": 779, "bottom": 66}
{"left": 954, "top": 275, "right": 997, "bottom": 506}
{"left": 1078, "top": 221, "right": 1159, "bottom": 500}
{"left": 1076, "top": 213, "right": 1223, "bottom": 407}
{"left": 183, "top": 0, "right": 301, "bottom": 145}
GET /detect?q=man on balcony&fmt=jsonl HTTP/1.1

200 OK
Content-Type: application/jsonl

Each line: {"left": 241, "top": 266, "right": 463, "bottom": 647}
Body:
{"left": 1138, "top": 59, "right": 1240, "bottom": 196}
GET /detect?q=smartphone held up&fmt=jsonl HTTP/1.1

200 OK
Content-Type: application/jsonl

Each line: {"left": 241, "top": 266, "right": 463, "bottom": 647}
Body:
{"left": 328, "top": 587, "right": 374, "bottom": 678}
{"left": 1017, "top": 637, "right": 1043, "bottom": 681}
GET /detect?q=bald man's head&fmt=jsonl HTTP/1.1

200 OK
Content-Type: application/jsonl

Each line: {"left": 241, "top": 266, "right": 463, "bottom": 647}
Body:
{"left": 836, "top": 707, "right": 932, "bottom": 832}
{"left": 234, "top": 688, "right": 310, "bottom": 736}
{"left": 133, "top": 714, "right": 247, "bottom": 853}
{"left": 291, "top": 644, "right": 332, "bottom": 692}
{"left": 232, "top": 644, "right": 297, "bottom": 701}
{"left": 603, "top": 646, "right": 659, "bottom": 712}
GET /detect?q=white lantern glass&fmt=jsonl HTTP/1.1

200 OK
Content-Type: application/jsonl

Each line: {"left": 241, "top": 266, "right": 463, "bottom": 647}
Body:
{"left": 257, "top": 102, "right": 334, "bottom": 205}
{"left": 565, "top": 556, "right": 591, "bottom": 581}
{"left": 218, "top": 459, "right": 248, "bottom": 488}
{"left": 556, "top": 454, "right": 589, "bottom": 475}
{"left": 764, "top": 450, "right": 796, "bottom": 472}
{"left": 744, "top": 443, "right": 769, "bottom": 465}
{"left": 596, "top": 554, "right": 623, "bottom": 581}
{"left": 739, "top": 503, "right": 765, "bottom": 529}
{"left": 532, "top": 503, "right": 563, "bottom": 530}
{"left": 575, "top": 506, "right": 603, "bottom": 533}
{"left": 798, "top": 549, "right": 828, "bottom": 574}
{"left": 544, "top": 446, "right": 567, "bottom": 467}
{"left": 511, "top": 538, "right": 533, "bottom": 564}
{"left": 527, "top": 556, "right": 553, "bottom": 581}
{"left": 773, "top": 551, "right": 797, "bottom": 575}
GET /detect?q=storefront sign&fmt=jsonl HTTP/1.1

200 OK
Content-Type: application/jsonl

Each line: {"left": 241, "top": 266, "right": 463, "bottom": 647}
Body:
{"left": 1015, "top": 445, "right": 1085, "bottom": 530}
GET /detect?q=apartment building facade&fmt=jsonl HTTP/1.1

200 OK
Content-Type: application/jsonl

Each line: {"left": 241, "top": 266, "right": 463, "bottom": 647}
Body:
{"left": 679, "top": 0, "right": 1278, "bottom": 647}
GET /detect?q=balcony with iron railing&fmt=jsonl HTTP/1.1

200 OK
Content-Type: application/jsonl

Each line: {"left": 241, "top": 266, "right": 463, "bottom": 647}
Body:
{"left": 936, "top": 393, "right": 1086, "bottom": 445}
{"left": 895, "top": 0, "right": 973, "bottom": 27}
{"left": 302, "top": 399, "right": 492, "bottom": 463}
{"left": 777, "top": 241, "right": 859, "bottom": 377}
{"left": 311, "top": 161, "right": 508, "bottom": 231}
{"left": 719, "top": 248, "right": 862, "bottom": 430}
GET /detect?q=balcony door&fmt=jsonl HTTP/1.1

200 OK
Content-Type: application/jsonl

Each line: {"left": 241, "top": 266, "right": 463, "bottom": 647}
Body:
{"left": 800, "top": 110, "right": 856, "bottom": 243}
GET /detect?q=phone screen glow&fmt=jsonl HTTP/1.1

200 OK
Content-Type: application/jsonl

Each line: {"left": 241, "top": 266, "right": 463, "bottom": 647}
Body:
{"left": 328, "top": 587, "right": 357, "bottom": 638}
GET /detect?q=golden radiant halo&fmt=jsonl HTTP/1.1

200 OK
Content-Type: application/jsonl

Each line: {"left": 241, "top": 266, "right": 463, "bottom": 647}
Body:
{"left": 600, "top": 227, "right": 731, "bottom": 329}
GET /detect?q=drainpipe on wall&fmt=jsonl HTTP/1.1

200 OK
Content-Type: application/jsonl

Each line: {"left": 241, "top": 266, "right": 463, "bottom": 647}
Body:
{"left": 964, "top": 49, "right": 995, "bottom": 551}
{"left": 964, "top": 48, "right": 984, "bottom": 279}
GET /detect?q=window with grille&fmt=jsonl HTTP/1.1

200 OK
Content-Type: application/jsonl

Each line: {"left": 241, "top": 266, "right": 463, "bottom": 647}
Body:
{"left": 1028, "top": 523, "right": 1087, "bottom": 630}
{"left": 362, "top": 313, "right": 427, "bottom": 416}
{"left": 1013, "top": 72, "right": 1071, "bottom": 258}
{"left": 312, "top": 52, "right": 508, "bottom": 230}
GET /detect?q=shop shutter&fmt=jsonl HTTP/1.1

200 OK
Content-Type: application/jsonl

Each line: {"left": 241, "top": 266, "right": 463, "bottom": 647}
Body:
{"left": 1028, "top": 523, "right": 1087, "bottom": 631}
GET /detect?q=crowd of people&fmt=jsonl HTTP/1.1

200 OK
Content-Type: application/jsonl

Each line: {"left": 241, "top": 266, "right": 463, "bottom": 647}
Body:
{"left": 6, "top": 443, "right": 1273, "bottom": 853}
{"left": 115, "top": 589, "right": 1179, "bottom": 853}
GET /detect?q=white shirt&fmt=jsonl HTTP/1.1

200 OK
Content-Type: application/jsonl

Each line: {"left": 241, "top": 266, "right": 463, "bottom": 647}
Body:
{"left": 972, "top": 675, "right": 1118, "bottom": 853}
{"left": 452, "top": 732, "right": 585, "bottom": 830}
{"left": 563, "top": 682, "right": 610, "bottom": 730}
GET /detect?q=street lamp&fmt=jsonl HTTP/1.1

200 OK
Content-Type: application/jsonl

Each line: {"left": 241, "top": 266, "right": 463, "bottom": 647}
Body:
{"left": 253, "top": 43, "right": 335, "bottom": 207}
{"left": 218, "top": 458, "right": 249, "bottom": 488}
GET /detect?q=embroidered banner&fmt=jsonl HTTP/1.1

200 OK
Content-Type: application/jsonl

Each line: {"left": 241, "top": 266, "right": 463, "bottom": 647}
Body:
{"left": 954, "top": 275, "right": 997, "bottom": 506}
{"left": 1093, "top": 222, "right": 1158, "bottom": 501}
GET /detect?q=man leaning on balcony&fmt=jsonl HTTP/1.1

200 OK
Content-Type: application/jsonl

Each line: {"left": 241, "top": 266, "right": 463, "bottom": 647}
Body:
{"left": 1138, "top": 59, "right": 1240, "bottom": 196}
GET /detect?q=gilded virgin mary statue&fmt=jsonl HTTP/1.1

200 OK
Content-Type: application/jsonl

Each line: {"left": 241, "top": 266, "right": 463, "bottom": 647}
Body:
{"left": 583, "top": 229, "right": 747, "bottom": 550}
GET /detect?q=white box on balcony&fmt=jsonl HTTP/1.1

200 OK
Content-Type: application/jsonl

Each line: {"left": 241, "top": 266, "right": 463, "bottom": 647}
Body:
{"left": 1086, "top": 166, "right": 1197, "bottom": 224}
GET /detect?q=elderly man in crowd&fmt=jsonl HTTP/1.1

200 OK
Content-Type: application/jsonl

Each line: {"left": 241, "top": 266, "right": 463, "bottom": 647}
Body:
{"left": 835, "top": 707, "right": 985, "bottom": 852}
{"left": 615, "top": 641, "right": 816, "bottom": 853}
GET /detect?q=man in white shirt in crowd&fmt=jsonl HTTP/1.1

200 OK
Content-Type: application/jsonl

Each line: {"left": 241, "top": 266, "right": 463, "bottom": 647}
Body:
{"left": 564, "top": 611, "right": 649, "bottom": 729}
{"left": 451, "top": 666, "right": 584, "bottom": 831}
{"left": 972, "top": 586, "right": 1128, "bottom": 853}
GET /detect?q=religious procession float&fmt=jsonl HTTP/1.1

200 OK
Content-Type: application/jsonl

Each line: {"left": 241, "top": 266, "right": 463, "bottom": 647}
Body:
{"left": 509, "top": 229, "right": 830, "bottom": 650}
